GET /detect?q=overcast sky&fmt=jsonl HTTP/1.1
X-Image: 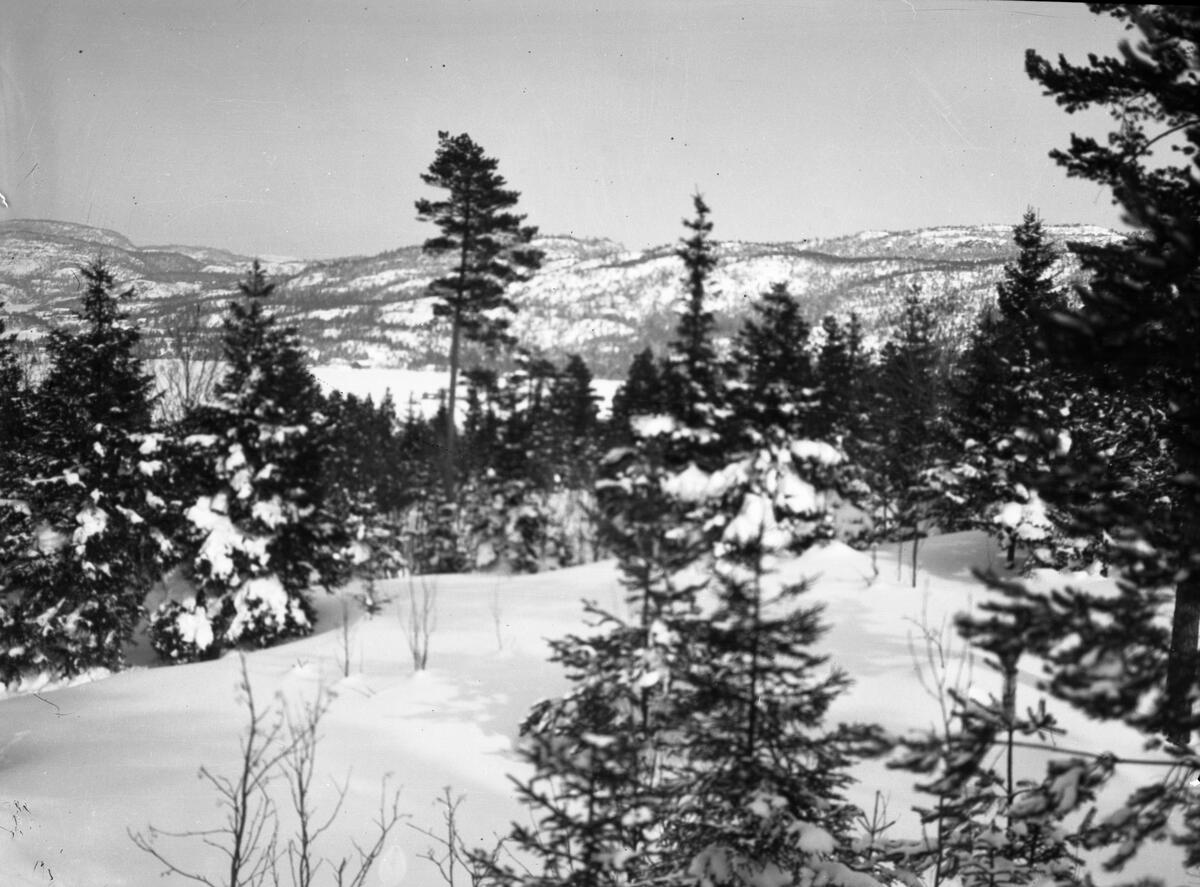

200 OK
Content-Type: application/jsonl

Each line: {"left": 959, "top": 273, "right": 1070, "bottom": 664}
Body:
{"left": 2, "top": 1, "right": 1131, "bottom": 259}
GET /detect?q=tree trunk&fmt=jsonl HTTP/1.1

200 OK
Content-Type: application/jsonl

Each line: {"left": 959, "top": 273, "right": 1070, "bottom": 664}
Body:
{"left": 1000, "top": 652, "right": 1018, "bottom": 819}
{"left": 1165, "top": 572, "right": 1200, "bottom": 746}
{"left": 444, "top": 309, "right": 462, "bottom": 495}
{"left": 911, "top": 523, "right": 920, "bottom": 588}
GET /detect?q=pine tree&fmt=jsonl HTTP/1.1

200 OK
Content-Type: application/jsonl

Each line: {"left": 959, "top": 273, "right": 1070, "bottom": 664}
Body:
{"left": 1025, "top": 5, "right": 1200, "bottom": 750}
{"left": 886, "top": 623, "right": 1104, "bottom": 887}
{"left": 158, "top": 262, "right": 351, "bottom": 661}
{"left": 885, "top": 10, "right": 1200, "bottom": 878}
{"left": 1, "top": 261, "right": 169, "bottom": 680}
{"left": 415, "top": 131, "right": 543, "bottom": 491}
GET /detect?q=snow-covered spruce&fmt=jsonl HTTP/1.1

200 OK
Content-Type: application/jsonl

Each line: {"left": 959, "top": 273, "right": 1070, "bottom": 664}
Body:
{"left": 0, "top": 261, "right": 172, "bottom": 683}
{"left": 163, "top": 262, "right": 351, "bottom": 662}
{"left": 494, "top": 422, "right": 902, "bottom": 887}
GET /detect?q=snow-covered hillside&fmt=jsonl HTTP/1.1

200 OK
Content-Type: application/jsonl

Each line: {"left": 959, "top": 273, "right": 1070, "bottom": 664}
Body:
{"left": 1, "top": 219, "right": 1122, "bottom": 377}
{"left": 0, "top": 532, "right": 1185, "bottom": 886}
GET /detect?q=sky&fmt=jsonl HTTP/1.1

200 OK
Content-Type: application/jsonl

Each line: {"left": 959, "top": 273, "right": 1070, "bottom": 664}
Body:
{"left": 1, "top": 1, "right": 1133, "bottom": 260}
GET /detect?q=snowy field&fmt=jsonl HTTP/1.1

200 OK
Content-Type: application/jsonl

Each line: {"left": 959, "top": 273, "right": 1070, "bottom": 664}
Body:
{"left": 309, "top": 366, "right": 622, "bottom": 419}
{"left": 0, "top": 532, "right": 1189, "bottom": 886}
{"left": 145, "top": 361, "right": 621, "bottom": 420}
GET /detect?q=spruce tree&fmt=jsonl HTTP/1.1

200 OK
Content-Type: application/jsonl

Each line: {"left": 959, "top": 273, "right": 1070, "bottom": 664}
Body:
{"left": 0, "top": 305, "right": 24, "bottom": 453}
{"left": 158, "top": 262, "right": 350, "bottom": 661}
{"left": 552, "top": 354, "right": 600, "bottom": 465}
{"left": 658, "top": 437, "right": 892, "bottom": 885}
{"left": 661, "top": 193, "right": 724, "bottom": 465}
{"left": 415, "top": 131, "right": 543, "bottom": 491}
{"left": 726, "top": 282, "right": 817, "bottom": 447}
{"left": 945, "top": 211, "right": 1074, "bottom": 566}
{"left": 322, "top": 392, "right": 406, "bottom": 581}
{"left": 498, "top": 198, "right": 896, "bottom": 884}
{"left": 869, "top": 292, "right": 948, "bottom": 577}
{"left": 1, "top": 261, "right": 168, "bottom": 680}
{"left": 0, "top": 306, "right": 35, "bottom": 675}
{"left": 812, "top": 314, "right": 868, "bottom": 445}
{"left": 608, "top": 347, "right": 665, "bottom": 446}
{"left": 398, "top": 403, "right": 469, "bottom": 575}
{"left": 0, "top": 303, "right": 29, "bottom": 506}
{"left": 500, "top": 423, "right": 898, "bottom": 886}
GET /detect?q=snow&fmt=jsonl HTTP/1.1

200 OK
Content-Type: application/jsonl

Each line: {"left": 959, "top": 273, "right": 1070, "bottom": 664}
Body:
{"left": 187, "top": 493, "right": 270, "bottom": 579}
{"left": 662, "top": 462, "right": 711, "bottom": 502}
{"left": 791, "top": 821, "right": 836, "bottom": 855}
{"left": 630, "top": 413, "right": 677, "bottom": 438}
{"left": 174, "top": 599, "right": 216, "bottom": 651}
{"left": 0, "top": 531, "right": 1188, "bottom": 885}
{"left": 790, "top": 439, "right": 843, "bottom": 466}
{"left": 71, "top": 504, "right": 108, "bottom": 546}
{"left": 251, "top": 496, "right": 287, "bottom": 529}
{"left": 995, "top": 491, "right": 1051, "bottom": 541}
{"left": 226, "top": 575, "right": 301, "bottom": 640}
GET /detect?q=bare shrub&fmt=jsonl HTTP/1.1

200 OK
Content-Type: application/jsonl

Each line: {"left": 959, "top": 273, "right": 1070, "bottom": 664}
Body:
{"left": 400, "top": 575, "right": 438, "bottom": 671}
{"left": 129, "top": 655, "right": 403, "bottom": 886}
{"left": 156, "top": 302, "right": 222, "bottom": 423}
{"left": 409, "top": 787, "right": 509, "bottom": 887}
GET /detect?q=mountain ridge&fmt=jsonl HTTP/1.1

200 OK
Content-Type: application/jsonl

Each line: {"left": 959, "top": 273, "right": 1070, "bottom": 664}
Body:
{"left": 0, "top": 218, "right": 1123, "bottom": 375}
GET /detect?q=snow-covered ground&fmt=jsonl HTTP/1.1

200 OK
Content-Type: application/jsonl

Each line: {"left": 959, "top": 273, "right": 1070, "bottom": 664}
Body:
{"left": 0, "top": 532, "right": 1189, "bottom": 886}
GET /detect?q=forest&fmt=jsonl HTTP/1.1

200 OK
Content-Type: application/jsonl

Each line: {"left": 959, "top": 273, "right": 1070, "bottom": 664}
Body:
{"left": 2, "top": 5, "right": 1199, "bottom": 886}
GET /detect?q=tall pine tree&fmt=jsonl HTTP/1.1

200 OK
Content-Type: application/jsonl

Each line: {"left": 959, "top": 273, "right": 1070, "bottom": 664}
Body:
{"left": 1025, "top": 5, "right": 1200, "bottom": 749}
{"left": 415, "top": 131, "right": 543, "bottom": 491}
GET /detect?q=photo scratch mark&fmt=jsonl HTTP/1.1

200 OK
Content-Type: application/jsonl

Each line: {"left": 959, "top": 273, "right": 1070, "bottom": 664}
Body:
{"left": 33, "top": 693, "right": 69, "bottom": 717}
{"left": 0, "top": 190, "right": 8, "bottom": 209}
{"left": 21, "top": 163, "right": 39, "bottom": 184}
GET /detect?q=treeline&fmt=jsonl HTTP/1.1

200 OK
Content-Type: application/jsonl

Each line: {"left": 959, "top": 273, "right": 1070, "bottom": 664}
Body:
{"left": 0, "top": 202, "right": 1159, "bottom": 681}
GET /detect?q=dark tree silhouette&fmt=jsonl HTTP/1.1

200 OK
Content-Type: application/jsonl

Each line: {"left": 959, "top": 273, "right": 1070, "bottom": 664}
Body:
{"left": 1027, "top": 5, "right": 1200, "bottom": 747}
